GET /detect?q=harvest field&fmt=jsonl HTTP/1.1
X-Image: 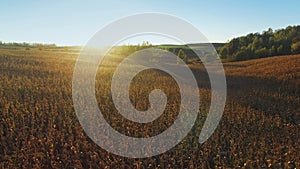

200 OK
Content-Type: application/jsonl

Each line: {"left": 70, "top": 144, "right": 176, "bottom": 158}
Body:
{"left": 0, "top": 47, "right": 299, "bottom": 168}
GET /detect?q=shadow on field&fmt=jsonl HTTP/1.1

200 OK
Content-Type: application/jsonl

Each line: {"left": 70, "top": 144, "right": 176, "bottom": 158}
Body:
{"left": 190, "top": 66, "right": 299, "bottom": 125}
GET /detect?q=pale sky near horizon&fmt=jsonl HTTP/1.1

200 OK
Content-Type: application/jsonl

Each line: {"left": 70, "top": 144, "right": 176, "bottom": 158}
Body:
{"left": 1, "top": 0, "right": 299, "bottom": 46}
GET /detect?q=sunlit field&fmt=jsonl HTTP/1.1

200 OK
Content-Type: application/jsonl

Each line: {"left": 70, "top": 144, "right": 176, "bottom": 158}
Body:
{"left": 0, "top": 47, "right": 299, "bottom": 168}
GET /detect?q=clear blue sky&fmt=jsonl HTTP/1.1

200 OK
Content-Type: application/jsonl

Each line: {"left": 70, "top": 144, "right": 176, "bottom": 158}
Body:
{"left": 1, "top": 0, "right": 299, "bottom": 46}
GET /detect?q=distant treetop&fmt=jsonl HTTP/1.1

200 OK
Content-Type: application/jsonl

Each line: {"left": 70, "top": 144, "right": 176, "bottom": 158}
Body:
{"left": 218, "top": 25, "right": 300, "bottom": 61}
{"left": 0, "top": 41, "right": 56, "bottom": 48}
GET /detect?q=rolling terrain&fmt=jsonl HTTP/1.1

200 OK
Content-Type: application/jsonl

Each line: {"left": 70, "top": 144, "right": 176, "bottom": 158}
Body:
{"left": 0, "top": 47, "right": 299, "bottom": 168}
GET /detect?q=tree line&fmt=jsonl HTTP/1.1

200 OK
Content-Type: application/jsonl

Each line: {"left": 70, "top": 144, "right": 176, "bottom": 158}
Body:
{"left": 0, "top": 41, "right": 56, "bottom": 48}
{"left": 218, "top": 25, "right": 300, "bottom": 61}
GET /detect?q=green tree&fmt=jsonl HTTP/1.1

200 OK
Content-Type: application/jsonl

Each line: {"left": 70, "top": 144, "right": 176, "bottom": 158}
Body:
{"left": 255, "top": 48, "right": 269, "bottom": 58}
{"left": 291, "top": 41, "right": 300, "bottom": 54}
{"left": 252, "top": 37, "right": 263, "bottom": 50}
{"left": 277, "top": 45, "right": 284, "bottom": 55}
{"left": 219, "top": 47, "right": 228, "bottom": 59}
{"left": 270, "top": 46, "right": 277, "bottom": 56}
{"left": 177, "top": 49, "right": 187, "bottom": 63}
{"left": 233, "top": 50, "right": 249, "bottom": 61}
